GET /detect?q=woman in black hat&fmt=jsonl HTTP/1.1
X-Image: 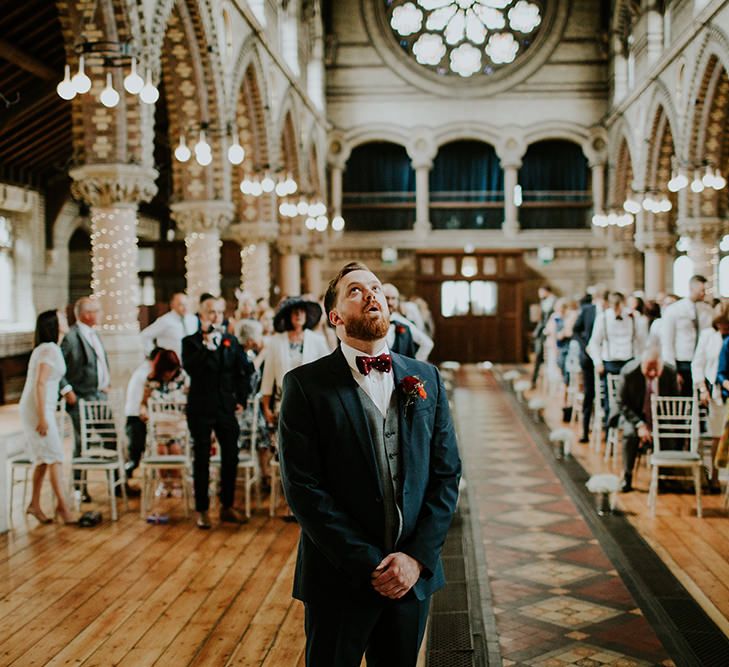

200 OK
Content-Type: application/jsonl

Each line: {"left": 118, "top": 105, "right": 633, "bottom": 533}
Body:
{"left": 260, "top": 296, "right": 331, "bottom": 427}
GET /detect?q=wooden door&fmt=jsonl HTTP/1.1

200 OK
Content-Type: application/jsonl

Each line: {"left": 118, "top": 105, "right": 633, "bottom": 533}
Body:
{"left": 415, "top": 251, "right": 525, "bottom": 364}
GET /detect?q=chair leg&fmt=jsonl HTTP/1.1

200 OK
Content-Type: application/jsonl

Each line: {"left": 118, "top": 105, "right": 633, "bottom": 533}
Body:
{"left": 648, "top": 467, "right": 658, "bottom": 517}
{"left": 244, "top": 469, "right": 251, "bottom": 519}
{"left": 182, "top": 471, "right": 189, "bottom": 519}
{"left": 22, "top": 471, "right": 29, "bottom": 512}
{"left": 694, "top": 467, "right": 703, "bottom": 519}
{"left": 140, "top": 467, "right": 146, "bottom": 518}
{"left": 109, "top": 471, "right": 118, "bottom": 521}
{"left": 9, "top": 465, "right": 16, "bottom": 524}
{"left": 270, "top": 470, "right": 277, "bottom": 518}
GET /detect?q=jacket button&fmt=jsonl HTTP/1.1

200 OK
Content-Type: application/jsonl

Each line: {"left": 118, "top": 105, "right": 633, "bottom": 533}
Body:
{"left": 374, "top": 496, "right": 382, "bottom": 503}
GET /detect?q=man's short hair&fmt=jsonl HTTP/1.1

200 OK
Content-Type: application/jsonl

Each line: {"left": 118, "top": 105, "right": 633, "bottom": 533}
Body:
{"left": 690, "top": 274, "right": 707, "bottom": 286}
{"left": 170, "top": 292, "right": 186, "bottom": 304}
{"left": 324, "top": 261, "right": 371, "bottom": 325}
{"left": 538, "top": 284, "right": 552, "bottom": 293}
{"left": 608, "top": 291, "right": 625, "bottom": 307}
{"left": 199, "top": 292, "right": 215, "bottom": 304}
{"left": 74, "top": 296, "right": 95, "bottom": 319}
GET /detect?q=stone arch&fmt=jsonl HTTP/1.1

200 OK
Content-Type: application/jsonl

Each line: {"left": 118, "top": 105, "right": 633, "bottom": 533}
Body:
{"left": 432, "top": 123, "right": 502, "bottom": 152}
{"left": 302, "top": 121, "right": 326, "bottom": 197}
{"left": 280, "top": 109, "right": 301, "bottom": 184}
{"left": 614, "top": 136, "right": 635, "bottom": 207}
{"left": 339, "top": 125, "right": 412, "bottom": 165}
{"left": 152, "top": 0, "right": 228, "bottom": 202}
{"left": 55, "top": 0, "right": 151, "bottom": 166}
{"left": 644, "top": 104, "right": 676, "bottom": 191}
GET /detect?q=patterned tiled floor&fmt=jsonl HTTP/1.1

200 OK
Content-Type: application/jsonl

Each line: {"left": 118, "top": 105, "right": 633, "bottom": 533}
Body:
{"left": 454, "top": 369, "right": 674, "bottom": 667}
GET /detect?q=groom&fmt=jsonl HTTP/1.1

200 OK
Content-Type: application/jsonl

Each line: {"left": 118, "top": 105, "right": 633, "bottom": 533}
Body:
{"left": 278, "top": 262, "right": 461, "bottom": 667}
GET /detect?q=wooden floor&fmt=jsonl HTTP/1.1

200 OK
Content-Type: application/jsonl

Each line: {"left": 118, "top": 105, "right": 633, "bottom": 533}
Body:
{"left": 524, "top": 369, "right": 729, "bottom": 638}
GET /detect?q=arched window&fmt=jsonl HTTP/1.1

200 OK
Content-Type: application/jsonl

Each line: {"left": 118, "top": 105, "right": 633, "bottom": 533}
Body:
{"left": 342, "top": 142, "right": 415, "bottom": 231}
{"left": 673, "top": 255, "right": 694, "bottom": 297}
{"left": 518, "top": 140, "right": 590, "bottom": 229}
{"left": 429, "top": 140, "right": 502, "bottom": 230}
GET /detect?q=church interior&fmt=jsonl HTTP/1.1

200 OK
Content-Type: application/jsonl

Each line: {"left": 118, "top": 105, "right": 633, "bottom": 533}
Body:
{"left": 1, "top": 1, "right": 729, "bottom": 665}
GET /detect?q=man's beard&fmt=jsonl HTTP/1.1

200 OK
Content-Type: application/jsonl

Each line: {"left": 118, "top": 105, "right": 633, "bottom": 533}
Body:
{"left": 343, "top": 310, "right": 390, "bottom": 341}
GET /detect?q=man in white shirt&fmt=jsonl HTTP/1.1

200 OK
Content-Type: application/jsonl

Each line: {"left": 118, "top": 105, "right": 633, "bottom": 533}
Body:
{"left": 661, "top": 274, "right": 713, "bottom": 395}
{"left": 140, "top": 292, "right": 198, "bottom": 360}
{"left": 587, "top": 292, "right": 647, "bottom": 426}
{"left": 382, "top": 283, "right": 434, "bottom": 361}
{"left": 124, "top": 356, "right": 154, "bottom": 478}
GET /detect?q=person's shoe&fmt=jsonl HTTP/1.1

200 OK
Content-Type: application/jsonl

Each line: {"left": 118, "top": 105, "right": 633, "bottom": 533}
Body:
{"left": 620, "top": 474, "right": 633, "bottom": 493}
{"left": 196, "top": 511, "right": 212, "bottom": 529}
{"left": 220, "top": 507, "right": 248, "bottom": 524}
{"left": 579, "top": 436, "right": 590, "bottom": 444}
{"left": 115, "top": 483, "right": 141, "bottom": 498}
{"left": 81, "top": 491, "right": 93, "bottom": 503}
{"left": 26, "top": 506, "right": 53, "bottom": 524}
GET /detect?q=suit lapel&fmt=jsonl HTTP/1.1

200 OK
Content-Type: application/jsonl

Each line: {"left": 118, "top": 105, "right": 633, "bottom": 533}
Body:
{"left": 75, "top": 326, "right": 95, "bottom": 364}
{"left": 329, "top": 348, "right": 383, "bottom": 495}
{"left": 391, "top": 353, "right": 413, "bottom": 488}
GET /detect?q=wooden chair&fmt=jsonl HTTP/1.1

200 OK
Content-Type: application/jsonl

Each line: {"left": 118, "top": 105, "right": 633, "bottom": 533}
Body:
{"left": 139, "top": 399, "right": 191, "bottom": 518}
{"left": 210, "top": 394, "right": 261, "bottom": 518}
{"left": 70, "top": 399, "right": 128, "bottom": 521}
{"left": 648, "top": 395, "right": 703, "bottom": 518}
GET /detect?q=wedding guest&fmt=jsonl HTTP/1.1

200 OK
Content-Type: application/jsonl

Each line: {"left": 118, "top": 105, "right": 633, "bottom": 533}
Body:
{"left": 531, "top": 284, "right": 556, "bottom": 388}
{"left": 140, "top": 292, "right": 197, "bottom": 359}
{"left": 124, "top": 350, "right": 157, "bottom": 478}
{"left": 382, "top": 284, "right": 434, "bottom": 361}
{"left": 20, "top": 310, "right": 75, "bottom": 524}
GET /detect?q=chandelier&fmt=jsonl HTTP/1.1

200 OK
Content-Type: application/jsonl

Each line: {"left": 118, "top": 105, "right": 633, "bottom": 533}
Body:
{"left": 277, "top": 196, "right": 345, "bottom": 232}
{"left": 591, "top": 210, "right": 634, "bottom": 228}
{"left": 621, "top": 190, "right": 672, "bottom": 216}
{"left": 56, "top": 41, "right": 158, "bottom": 107}
{"left": 240, "top": 167, "right": 298, "bottom": 197}
{"left": 174, "top": 122, "right": 246, "bottom": 167}
{"left": 667, "top": 159, "right": 726, "bottom": 193}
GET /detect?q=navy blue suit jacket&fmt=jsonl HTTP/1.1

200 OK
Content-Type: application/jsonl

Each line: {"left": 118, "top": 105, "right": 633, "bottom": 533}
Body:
{"left": 278, "top": 347, "right": 461, "bottom": 603}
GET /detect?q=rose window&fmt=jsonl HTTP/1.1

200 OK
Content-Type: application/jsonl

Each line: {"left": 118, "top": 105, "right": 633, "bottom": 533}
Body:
{"left": 386, "top": 0, "right": 543, "bottom": 78}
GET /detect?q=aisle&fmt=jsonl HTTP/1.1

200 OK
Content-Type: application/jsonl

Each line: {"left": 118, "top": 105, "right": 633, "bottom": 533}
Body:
{"left": 454, "top": 368, "right": 672, "bottom": 667}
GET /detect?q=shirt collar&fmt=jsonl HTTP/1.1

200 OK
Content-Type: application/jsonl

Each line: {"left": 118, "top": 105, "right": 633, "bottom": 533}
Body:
{"left": 77, "top": 321, "right": 94, "bottom": 336}
{"left": 340, "top": 340, "right": 390, "bottom": 376}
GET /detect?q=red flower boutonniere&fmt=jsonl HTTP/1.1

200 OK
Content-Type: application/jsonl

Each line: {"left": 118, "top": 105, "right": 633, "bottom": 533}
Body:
{"left": 222, "top": 338, "right": 231, "bottom": 348}
{"left": 400, "top": 375, "right": 427, "bottom": 409}
{"left": 396, "top": 324, "right": 407, "bottom": 335}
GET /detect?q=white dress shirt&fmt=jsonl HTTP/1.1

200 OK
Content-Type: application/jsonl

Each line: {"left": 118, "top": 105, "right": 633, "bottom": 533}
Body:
{"left": 78, "top": 321, "right": 110, "bottom": 391}
{"left": 340, "top": 341, "right": 395, "bottom": 418}
{"left": 141, "top": 310, "right": 198, "bottom": 358}
{"left": 387, "top": 312, "right": 434, "bottom": 361}
{"left": 660, "top": 298, "right": 713, "bottom": 364}
{"left": 260, "top": 330, "right": 331, "bottom": 397}
{"left": 125, "top": 360, "right": 152, "bottom": 417}
{"left": 587, "top": 309, "right": 647, "bottom": 363}
{"left": 691, "top": 329, "right": 725, "bottom": 396}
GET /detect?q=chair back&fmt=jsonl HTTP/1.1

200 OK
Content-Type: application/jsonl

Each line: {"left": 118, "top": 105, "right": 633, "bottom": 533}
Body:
{"left": 606, "top": 374, "right": 621, "bottom": 419}
{"left": 594, "top": 372, "right": 605, "bottom": 418}
{"left": 651, "top": 395, "right": 699, "bottom": 453}
{"left": 147, "top": 399, "right": 189, "bottom": 457}
{"left": 238, "top": 393, "right": 261, "bottom": 455}
{"left": 79, "top": 399, "right": 123, "bottom": 460}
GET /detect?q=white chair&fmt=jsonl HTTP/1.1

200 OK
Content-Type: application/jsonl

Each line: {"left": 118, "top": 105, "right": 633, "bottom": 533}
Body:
{"left": 648, "top": 395, "right": 703, "bottom": 518}
{"left": 567, "top": 370, "right": 584, "bottom": 427}
{"left": 70, "top": 399, "right": 128, "bottom": 521}
{"left": 604, "top": 375, "right": 623, "bottom": 466}
{"left": 591, "top": 371, "right": 605, "bottom": 453}
{"left": 139, "top": 399, "right": 191, "bottom": 518}
{"left": 210, "top": 394, "right": 261, "bottom": 518}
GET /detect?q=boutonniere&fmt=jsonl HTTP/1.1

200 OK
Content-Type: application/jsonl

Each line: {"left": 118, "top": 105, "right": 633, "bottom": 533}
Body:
{"left": 222, "top": 338, "right": 231, "bottom": 348}
{"left": 396, "top": 324, "right": 407, "bottom": 335}
{"left": 400, "top": 375, "right": 427, "bottom": 409}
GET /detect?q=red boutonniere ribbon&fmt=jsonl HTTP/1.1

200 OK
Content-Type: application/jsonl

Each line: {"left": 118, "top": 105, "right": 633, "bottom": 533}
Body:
{"left": 400, "top": 375, "right": 427, "bottom": 409}
{"left": 222, "top": 338, "right": 231, "bottom": 348}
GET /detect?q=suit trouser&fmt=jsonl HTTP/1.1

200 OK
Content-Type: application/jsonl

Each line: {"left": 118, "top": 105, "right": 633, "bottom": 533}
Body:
{"left": 675, "top": 361, "right": 694, "bottom": 397}
{"left": 581, "top": 357, "right": 595, "bottom": 440}
{"left": 125, "top": 416, "right": 147, "bottom": 474}
{"left": 304, "top": 590, "right": 429, "bottom": 667}
{"left": 531, "top": 336, "right": 545, "bottom": 386}
{"left": 188, "top": 411, "right": 240, "bottom": 512}
{"left": 621, "top": 420, "right": 642, "bottom": 476}
{"left": 601, "top": 360, "right": 630, "bottom": 428}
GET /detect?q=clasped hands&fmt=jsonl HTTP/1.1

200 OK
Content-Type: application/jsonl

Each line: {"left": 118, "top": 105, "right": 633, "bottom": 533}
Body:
{"left": 371, "top": 552, "right": 422, "bottom": 600}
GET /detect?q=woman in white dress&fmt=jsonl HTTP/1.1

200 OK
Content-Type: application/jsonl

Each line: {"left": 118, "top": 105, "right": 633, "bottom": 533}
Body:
{"left": 19, "top": 309, "right": 75, "bottom": 524}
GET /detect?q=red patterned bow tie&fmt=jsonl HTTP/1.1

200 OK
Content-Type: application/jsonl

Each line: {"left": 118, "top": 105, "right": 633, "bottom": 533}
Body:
{"left": 356, "top": 353, "right": 392, "bottom": 376}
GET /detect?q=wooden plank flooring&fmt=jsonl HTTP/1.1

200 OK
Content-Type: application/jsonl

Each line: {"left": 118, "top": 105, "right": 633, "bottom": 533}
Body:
{"left": 524, "top": 370, "right": 729, "bottom": 637}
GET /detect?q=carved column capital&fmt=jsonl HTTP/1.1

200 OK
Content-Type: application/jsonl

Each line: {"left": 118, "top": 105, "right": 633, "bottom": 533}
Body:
{"left": 676, "top": 216, "right": 723, "bottom": 244}
{"left": 277, "top": 235, "right": 308, "bottom": 256}
{"left": 634, "top": 230, "right": 674, "bottom": 254}
{"left": 171, "top": 200, "right": 235, "bottom": 235}
{"left": 228, "top": 220, "right": 279, "bottom": 244}
{"left": 70, "top": 164, "right": 158, "bottom": 207}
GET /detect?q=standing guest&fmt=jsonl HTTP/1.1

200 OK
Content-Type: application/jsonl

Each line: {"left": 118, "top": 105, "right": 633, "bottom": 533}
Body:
{"left": 140, "top": 292, "right": 197, "bottom": 359}
{"left": 124, "top": 351, "right": 157, "bottom": 479}
{"left": 661, "top": 275, "right": 713, "bottom": 395}
{"left": 260, "top": 296, "right": 330, "bottom": 427}
{"left": 400, "top": 296, "right": 426, "bottom": 333}
{"left": 531, "top": 285, "right": 556, "bottom": 388}
{"left": 573, "top": 290, "right": 607, "bottom": 442}
{"left": 382, "top": 284, "right": 434, "bottom": 361}
{"left": 278, "top": 262, "right": 461, "bottom": 667}
{"left": 616, "top": 348, "right": 679, "bottom": 492}
{"left": 183, "top": 296, "right": 254, "bottom": 529}
{"left": 411, "top": 296, "right": 435, "bottom": 340}
{"left": 259, "top": 307, "right": 276, "bottom": 340}
{"left": 587, "top": 291, "right": 647, "bottom": 426}
{"left": 692, "top": 304, "right": 729, "bottom": 491}
{"left": 20, "top": 310, "right": 76, "bottom": 524}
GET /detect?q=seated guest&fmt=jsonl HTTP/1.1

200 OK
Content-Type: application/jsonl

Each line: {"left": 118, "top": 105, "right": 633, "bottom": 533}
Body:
{"left": 19, "top": 309, "right": 75, "bottom": 524}
{"left": 140, "top": 293, "right": 197, "bottom": 360}
{"left": 616, "top": 347, "right": 679, "bottom": 492}
{"left": 260, "top": 296, "right": 331, "bottom": 428}
{"left": 124, "top": 348, "right": 158, "bottom": 478}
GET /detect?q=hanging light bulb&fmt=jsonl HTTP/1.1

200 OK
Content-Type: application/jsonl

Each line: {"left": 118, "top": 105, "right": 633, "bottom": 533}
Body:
{"left": 227, "top": 133, "right": 245, "bottom": 165}
{"left": 196, "top": 149, "right": 212, "bottom": 167}
{"left": 71, "top": 55, "right": 92, "bottom": 94}
{"left": 250, "top": 181, "right": 263, "bottom": 196}
{"left": 675, "top": 169, "right": 689, "bottom": 191}
{"left": 690, "top": 169, "right": 705, "bottom": 193}
{"left": 99, "top": 72, "right": 120, "bottom": 107}
{"left": 305, "top": 217, "right": 316, "bottom": 230}
{"left": 261, "top": 173, "right": 275, "bottom": 193}
{"left": 57, "top": 65, "right": 76, "bottom": 100}
{"left": 331, "top": 215, "right": 345, "bottom": 231}
{"left": 315, "top": 216, "right": 329, "bottom": 232}
{"left": 240, "top": 178, "right": 252, "bottom": 195}
{"left": 275, "top": 178, "right": 288, "bottom": 197}
{"left": 123, "top": 57, "right": 144, "bottom": 94}
{"left": 284, "top": 174, "right": 297, "bottom": 195}
{"left": 278, "top": 202, "right": 288, "bottom": 216}
{"left": 297, "top": 199, "right": 309, "bottom": 216}
{"left": 194, "top": 129, "right": 211, "bottom": 156}
{"left": 712, "top": 170, "right": 726, "bottom": 190}
{"left": 139, "top": 68, "right": 159, "bottom": 104}
{"left": 702, "top": 165, "right": 715, "bottom": 188}
{"left": 623, "top": 198, "right": 641, "bottom": 214}
{"left": 174, "top": 135, "right": 191, "bottom": 162}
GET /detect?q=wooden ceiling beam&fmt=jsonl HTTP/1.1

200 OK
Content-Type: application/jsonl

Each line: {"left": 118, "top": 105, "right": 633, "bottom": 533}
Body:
{"left": 0, "top": 82, "right": 60, "bottom": 135}
{"left": 0, "top": 38, "right": 58, "bottom": 80}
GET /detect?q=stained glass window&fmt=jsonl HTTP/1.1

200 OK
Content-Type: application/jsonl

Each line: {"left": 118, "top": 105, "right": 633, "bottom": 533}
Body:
{"left": 386, "top": 0, "right": 543, "bottom": 78}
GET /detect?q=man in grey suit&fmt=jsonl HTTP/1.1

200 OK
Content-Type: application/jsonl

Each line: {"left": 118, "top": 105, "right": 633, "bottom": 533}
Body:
{"left": 60, "top": 297, "right": 138, "bottom": 499}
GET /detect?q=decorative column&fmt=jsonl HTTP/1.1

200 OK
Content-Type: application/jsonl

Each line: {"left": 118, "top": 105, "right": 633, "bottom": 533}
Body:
{"left": 502, "top": 162, "right": 521, "bottom": 237}
{"left": 330, "top": 164, "right": 343, "bottom": 219}
{"left": 591, "top": 161, "right": 606, "bottom": 216}
{"left": 678, "top": 217, "right": 722, "bottom": 295}
{"left": 610, "top": 232, "right": 636, "bottom": 294}
{"left": 230, "top": 221, "right": 277, "bottom": 304}
{"left": 635, "top": 227, "right": 673, "bottom": 299}
{"left": 413, "top": 159, "right": 432, "bottom": 238}
{"left": 278, "top": 245, "right": 302, "bottom": 297}
{"left": 613, "top": 46, "right": 628, "bottom": 103}
{"left": 69, "top": 164, "right": 158, "bottom": 387}
{"left": 303, "top": 252, "right": 324, "bottom": 297}
{"left": 171, "top": 201, "right": 234, "bottom": 306}
{"left": 646, "top": 9, "right": 664, "bottom": 63}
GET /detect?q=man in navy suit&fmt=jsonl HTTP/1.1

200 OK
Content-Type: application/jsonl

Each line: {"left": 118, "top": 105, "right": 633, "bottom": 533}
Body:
{"left": 278, "top": 262, "right": 461, "bottom": 667}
